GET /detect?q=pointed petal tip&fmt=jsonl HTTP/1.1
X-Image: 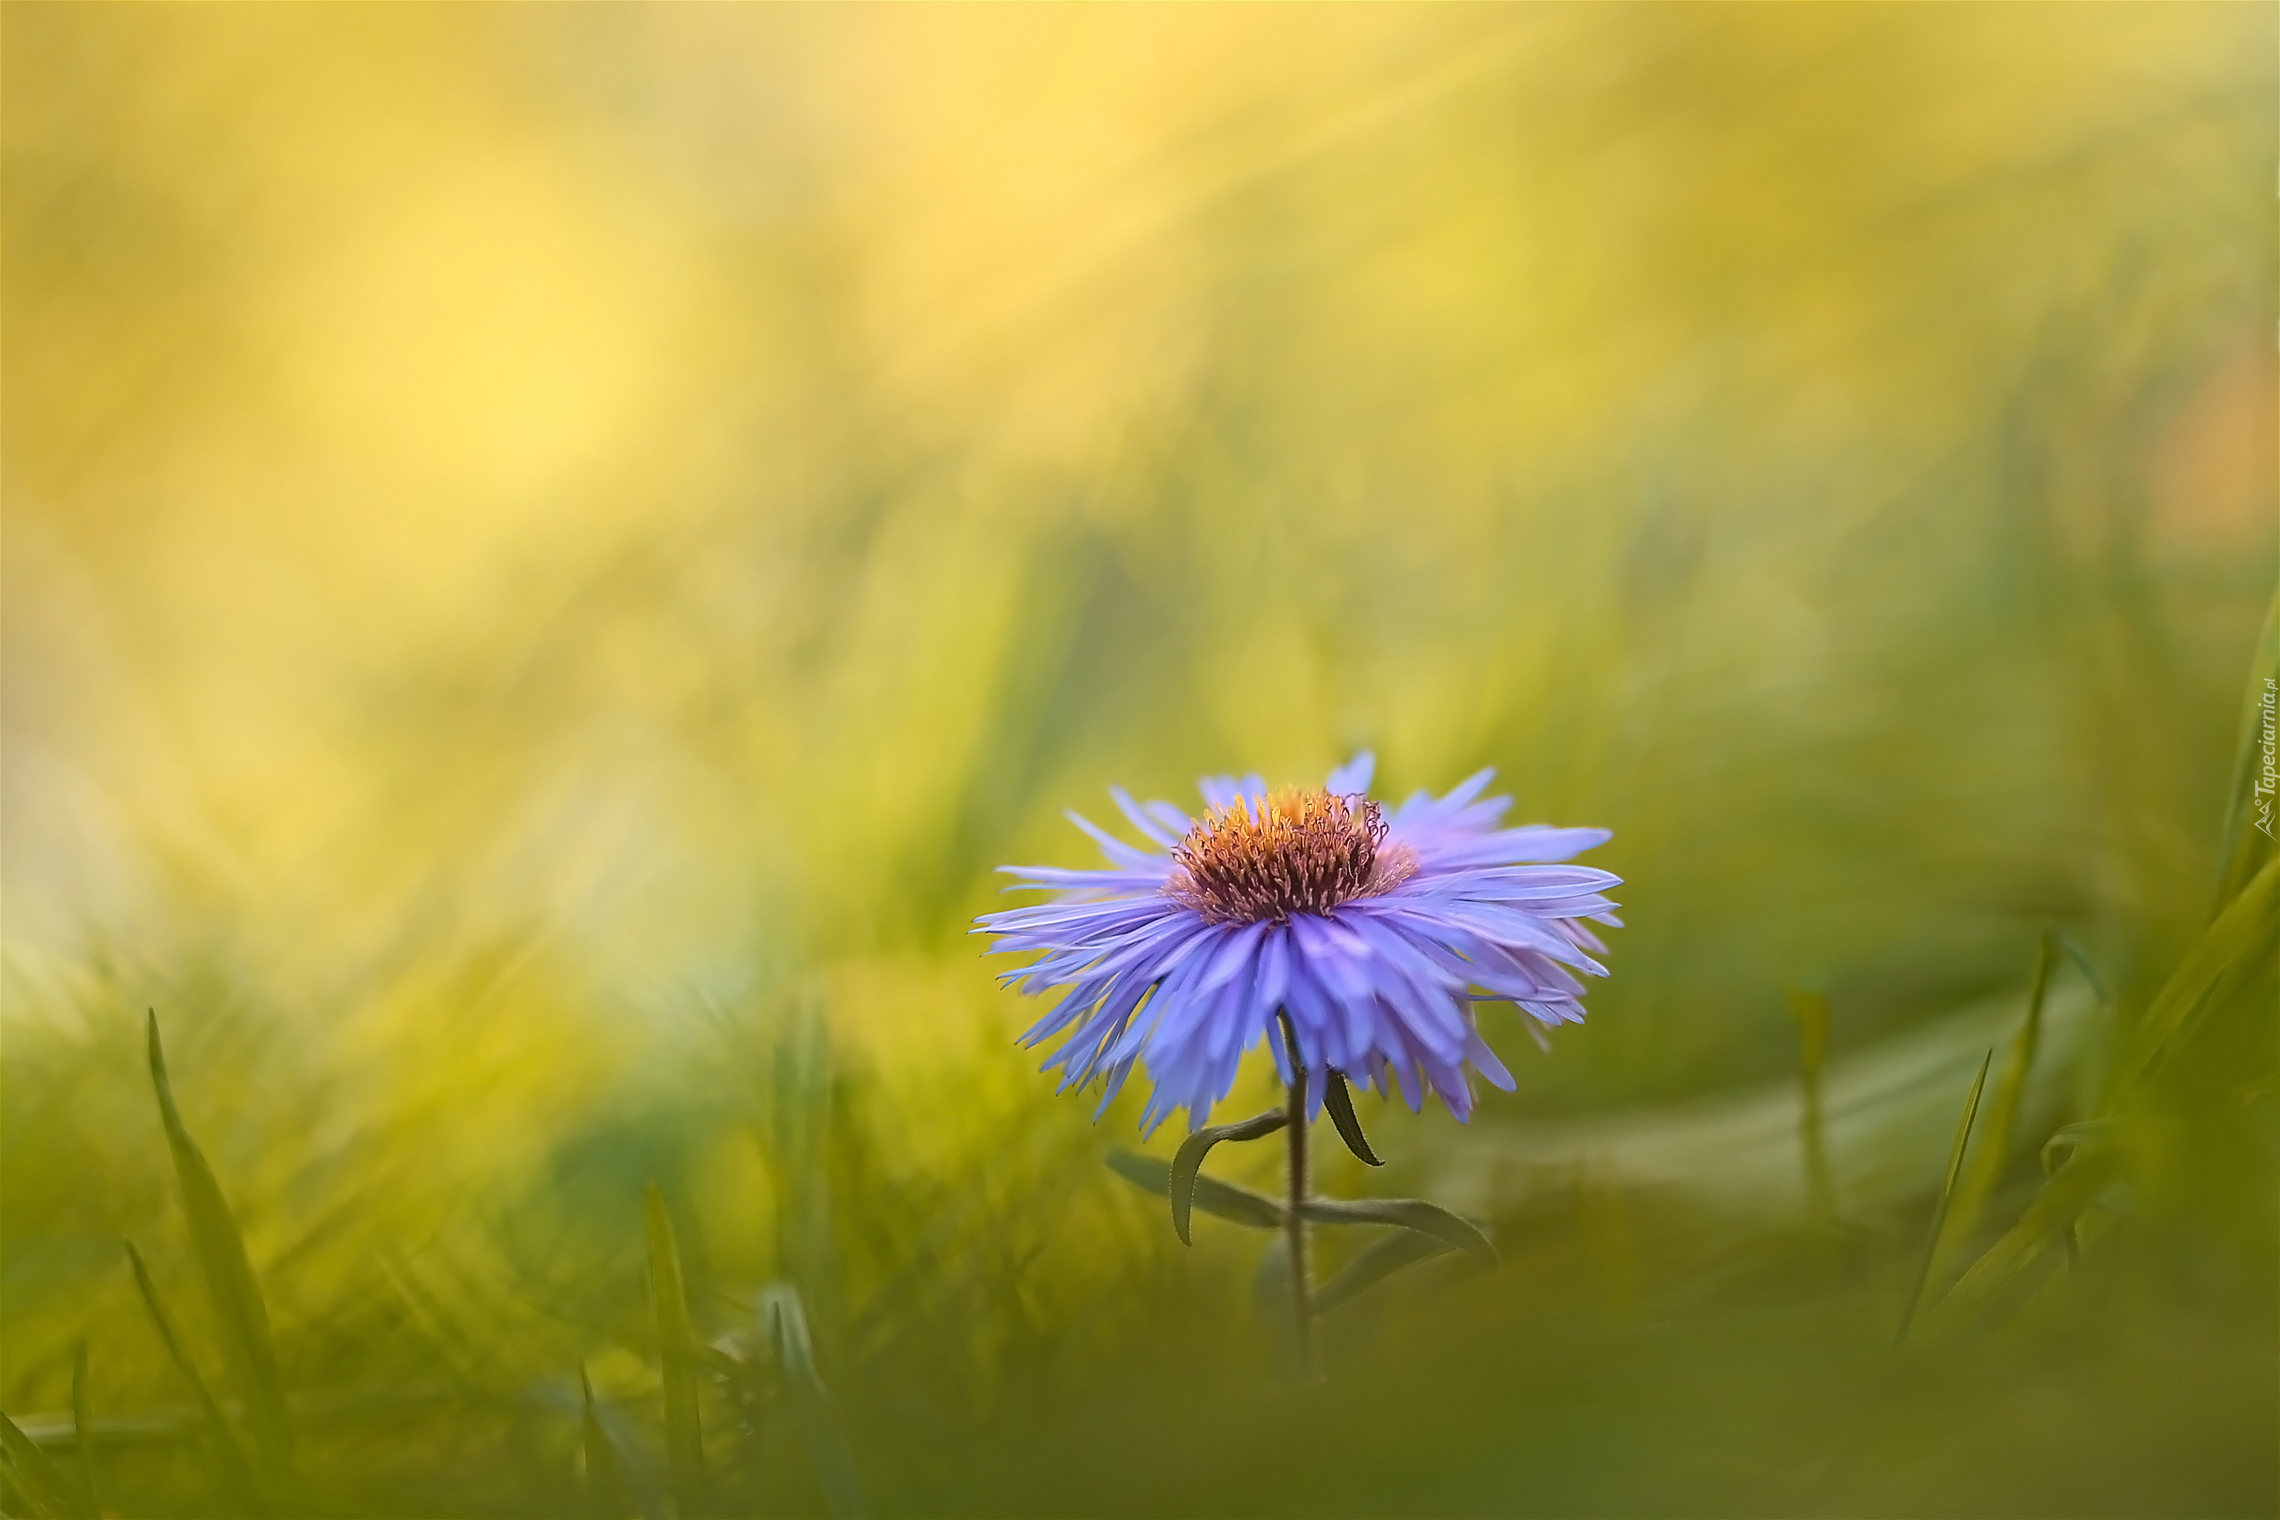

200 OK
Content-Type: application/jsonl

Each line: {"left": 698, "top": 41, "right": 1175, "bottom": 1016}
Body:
{"left": 1327, "top": 751, "right": 1377, "bottom": 795}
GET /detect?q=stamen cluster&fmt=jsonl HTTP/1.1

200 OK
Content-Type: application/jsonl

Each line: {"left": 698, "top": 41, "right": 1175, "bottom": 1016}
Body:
{"left": 1168, "top": 788, "right": 1412, "bottom": 924}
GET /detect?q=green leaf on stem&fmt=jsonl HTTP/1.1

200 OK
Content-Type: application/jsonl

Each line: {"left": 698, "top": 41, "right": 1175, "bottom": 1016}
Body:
{"left": 1298, "top": 1197, "right": 1499, "bottom": 1268}
{"left": 1168, "top": 1109, "right": 1287, "bottom": 1244}
{"left": 1323, "top": 1071, "right": 1384, "bottom": 1167}
{"left": 1106, "top": 1150, "right": 1283, "bottom": 1230}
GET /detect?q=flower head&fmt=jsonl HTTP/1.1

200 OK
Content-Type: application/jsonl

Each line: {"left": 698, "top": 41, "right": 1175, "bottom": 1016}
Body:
{"left": 977, "top": 754, "right": 1620, "bottom": 1133}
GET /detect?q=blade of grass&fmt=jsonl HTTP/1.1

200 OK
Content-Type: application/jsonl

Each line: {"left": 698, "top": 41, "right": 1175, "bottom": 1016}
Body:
{"left": 644, "top": 1182, "right": 706, "bottom": 1519}
{"left": 0, "top": 1410, "right": 87, "bottom": 1519}
{"left": 145, "top": 1013, "right": 295, "bottom": 1485}
{"left": 1297, "top": 1197, "right": 1499, "bottom": 1268}
{"left": 1896, "top": 1050, "right": 1992, "bottom": 1345}
{"left": 1168, "top": 1109, "right": 1287, "bottom": 1245}
{"left": 760, "top": 1284, "right": 865, "bottom": 1518}
{"left": 2113, "top": 853, "right": 2279, "bottom": 1092}
{"left": 2053, "top": 932, "right": 2109, "bottom": 1006}
{"left": 1928, "top": 1138, "right": 2126, "bottom": 1332}
{"left": 122, "top": 1239, "right": 265, "bottom": 1512}
{"left": 1941, "top": 934, "right": 2054, "bottom": 1264}
{"left": 581, "top": 1365, "right": 632, "bottom": 1520}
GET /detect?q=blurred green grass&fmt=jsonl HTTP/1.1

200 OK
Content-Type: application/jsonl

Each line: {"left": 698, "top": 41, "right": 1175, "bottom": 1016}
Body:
{"left": 3, "top": 6, "right": 2276, "bottom": 1515}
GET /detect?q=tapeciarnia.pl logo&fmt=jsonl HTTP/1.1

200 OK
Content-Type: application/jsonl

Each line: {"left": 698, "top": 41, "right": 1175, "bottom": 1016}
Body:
{"left": 2254, "top": 676, "right": 2276, "bottom": 839}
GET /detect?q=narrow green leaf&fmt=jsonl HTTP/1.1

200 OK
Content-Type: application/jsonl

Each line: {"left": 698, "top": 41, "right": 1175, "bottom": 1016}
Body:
{"left": 581, "top": 1365, "right": 632, "bottom": 1520}
{"left": 2053, "top": 932, "right": 2108, "bottom": 1006}
{"left": 69, "top": 1341, "right": 97, "bottom": 1518}
{"left": 1105, "top": 1151, "right": 1283, "bottom": 1229}
{"left": 0, "top": 1410, "right": 85, "bottom": 1519}
{"left": 2040, "top": 1119, "right": 2115, "bottom": 1177}
{"left": 1943, "top": 935, "right": 2054, "bottom": 1264}
{"left": 1297, "top": 1197, "right": 1498, "bottom": 1268}
{"left": 1897, "top": 1050, "right": 1991, "bottom": 1346}
{"left": 761, "top": 1284, "right": 865, "bottom": 1518}
{"left": 1168, "top": 1109, "right": 1286, "bottom": 1245}
{"left": 2117, "top": 853, "right": 2280, "bottom": 1089}
{"left": 1312, "top": 1231, "right": 1457, "bottom": 1314}
{"left": 583, "top": 1380, "right": 673, "bottom": 1520}
{"left": 1929, "top": 1138, "right": 2126, "bottom": 1332}
{"left": 145, "top": 1013, "right": 295, "bottom": 1483}
{"left": 1322, "top": 1071, "right": 1384, "bottom": 1167}
{"left": 123, "top": 1239, "right": 265, "bottom": 1511}
{"left": 643, "top": 1182, "right": 705, "bottom": 1519}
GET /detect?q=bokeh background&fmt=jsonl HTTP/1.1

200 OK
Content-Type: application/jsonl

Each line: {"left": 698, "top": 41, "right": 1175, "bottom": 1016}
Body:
{"left": 4, "top": 6, "right": 2276, "bottom": 1516}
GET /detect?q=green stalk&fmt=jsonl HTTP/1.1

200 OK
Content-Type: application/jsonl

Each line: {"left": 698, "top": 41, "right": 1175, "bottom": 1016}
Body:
{"left": 1276, "top": 1012, "right": 1317, "bottom": 1381}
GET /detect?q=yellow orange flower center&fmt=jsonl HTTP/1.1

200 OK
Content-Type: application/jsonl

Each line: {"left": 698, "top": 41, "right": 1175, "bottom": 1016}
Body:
{"left": 1167, "top": 787, "right": 1416, "bottom": 925}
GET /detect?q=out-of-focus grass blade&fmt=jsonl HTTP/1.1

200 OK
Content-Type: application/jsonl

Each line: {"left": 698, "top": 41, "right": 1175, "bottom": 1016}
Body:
{"left": 69, "top": 1341, "right": 98, "bottom": 1518}
{"left": 1897, "top": 1050, "right": 1991, "bottom": 1345}
{"left": 2115, "top": 854, "right": 2279, "bottom": 1090}
{"left": 2212, "top": 581, "right": 2277, "bottom": 914}
{"left": 1784, "top": 989, "right": 1839, "bottom": 1228}
{"left": 760, "top": 1284, "right": 865, "bottom": 1518}
{"left": 1323, "top": 1071, "right": 1384, "bottom": 1167}
{"left": 1106, "top": 1151, "right": 1283, "bottom": 1229}
{"left": 1929, "top": 1138, "right": 2126, "bottom": 1332}
{"left": 2040, "top": 1119, "right": 2115, "bottom": 1177}
{"left": 1941, "top": 935, "right": 2053, "bottom": 1263}
{"left": 643, "top": 1182, "right": 706, "bottom": 1519}
{"left": 2053, "top": 932, "right": 2108, "bottom": 1006}
{"left": 1311, "top": 1231, "right": 1457, "bottom": 1314}
{"left": 122, "top": 1239, "right": 265, "bottom": 1511}
{"left": 1298, "top": 1198, "right": 1498, "bottom": 1268}
{"left": 580, "top": 1365, "right": 633, "bottom": 1520}
{"left": 145, "top": 1013, "right": 296, "bottom": 1485}
{"left": 1168, "top": 1108, "right": 1286, "bottom": 1245}
{"left": 0, "top": 1409, "right": 87, "bottom": 1519}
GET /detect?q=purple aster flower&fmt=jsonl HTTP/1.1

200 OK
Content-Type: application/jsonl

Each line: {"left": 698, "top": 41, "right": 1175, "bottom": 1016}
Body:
{"left": 977, "top": 753, "right": 1620, "bottom": 1135}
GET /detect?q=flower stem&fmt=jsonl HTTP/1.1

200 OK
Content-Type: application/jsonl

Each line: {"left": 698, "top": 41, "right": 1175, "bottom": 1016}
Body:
{"left": 1277, "top": 1010, "right": 1317, "bottom": 1381}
